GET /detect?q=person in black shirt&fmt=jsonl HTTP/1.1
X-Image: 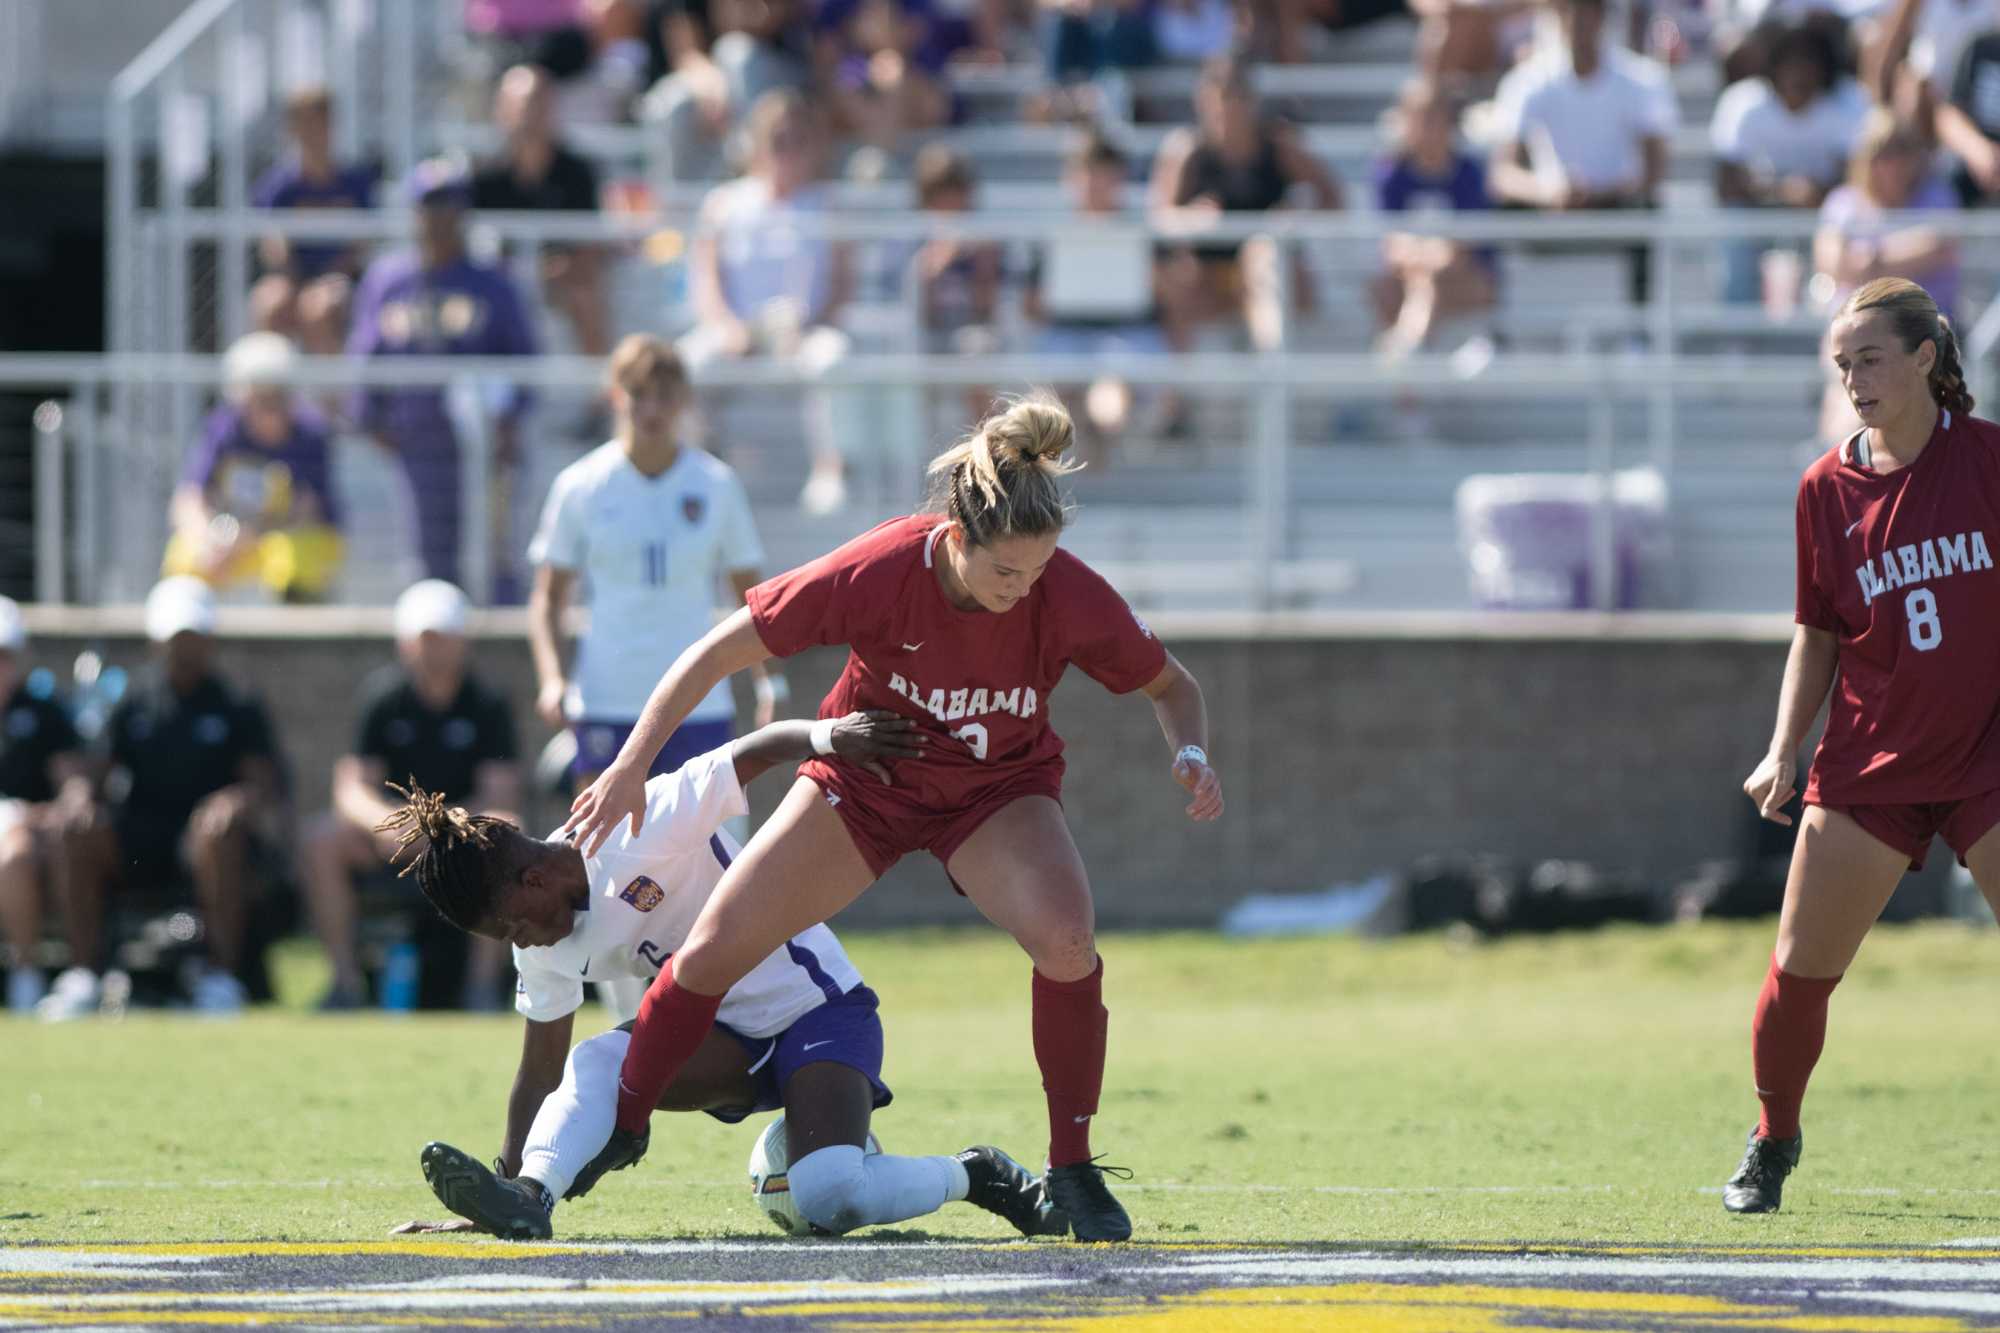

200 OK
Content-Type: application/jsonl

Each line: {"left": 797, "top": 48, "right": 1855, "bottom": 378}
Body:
{"left": 471, "top": 65, "right": 611, "bottom": 367}
{"left": 0, "top": 598, "right": 88, "bottom": 1014}
{"left": 1936, "top": 30, "right": 2000, "bottom": 205}
{"left": 44, "top": 579, "right": 285, "bottom": 1020}
{"left": 299, "top": 580, "right": 522, "bottom": 1008}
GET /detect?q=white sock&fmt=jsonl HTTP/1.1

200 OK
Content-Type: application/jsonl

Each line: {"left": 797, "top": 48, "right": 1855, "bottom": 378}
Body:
{"left": 786, "top": 1145, "right": 970, "bottom": 1234}
{"left": 520, "top": 1028, "right": 629, "bottom": 1204}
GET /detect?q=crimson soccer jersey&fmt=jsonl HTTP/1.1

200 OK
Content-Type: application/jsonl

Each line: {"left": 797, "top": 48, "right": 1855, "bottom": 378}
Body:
{"left": 746, "top": 516, "right": 1168, "bottom": 808}
{"left": 1795, "top": 409, "right": 2000, "bottom": 804}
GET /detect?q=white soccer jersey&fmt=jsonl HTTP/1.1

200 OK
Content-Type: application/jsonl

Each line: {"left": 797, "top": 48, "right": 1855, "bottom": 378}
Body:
{"left": 528, "top": 442, "right": 765, "bottom": 723}
{"left": 513, "top": 743, "right": 862, "bottom": 1036}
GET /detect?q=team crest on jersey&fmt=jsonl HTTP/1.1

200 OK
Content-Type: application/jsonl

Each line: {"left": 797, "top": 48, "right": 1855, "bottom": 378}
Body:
{"left": 681, "top": 494, "right": 705, "bottom": 524}
{"left": 619, "top": 876, "right": 665, "bottom": 912}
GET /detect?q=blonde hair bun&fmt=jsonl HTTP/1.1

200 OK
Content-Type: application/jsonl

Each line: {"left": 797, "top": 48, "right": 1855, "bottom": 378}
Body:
{"left": 926, "top": 391, "right": 1081, "bottom": 545}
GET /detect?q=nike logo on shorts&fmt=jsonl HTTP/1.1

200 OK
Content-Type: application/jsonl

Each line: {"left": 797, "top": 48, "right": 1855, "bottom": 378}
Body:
{"left": 1846, "top": 518, "right": 1865, "bottom": 537}
{"left": 902, "top": 642, "right": 924, "bottom": 651}
{"left": 802, "top": 1040, "right": 834, "bottom": 1051}
{"left": 1073, "top": 1114, "right": 1093, "bottom": 1124}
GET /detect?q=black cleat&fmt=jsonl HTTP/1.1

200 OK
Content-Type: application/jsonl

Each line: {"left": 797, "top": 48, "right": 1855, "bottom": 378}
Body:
{"left": 1045, "top": 1158, "right": 1134, "bottom": 1242}
{"left": 421, "top": 1141, "right": 554, "bottom": 1240}
{"left": 956, "top": 1146, "right": 1069, "bottom": 1237}
{"left": 1723, "top": 1129, "right": 1802, "bottom": 1214}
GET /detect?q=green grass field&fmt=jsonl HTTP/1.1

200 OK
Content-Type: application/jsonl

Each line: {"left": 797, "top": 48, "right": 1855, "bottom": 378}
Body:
{"left": 7, "top": 920, "right": 2000, "bottom": 1249}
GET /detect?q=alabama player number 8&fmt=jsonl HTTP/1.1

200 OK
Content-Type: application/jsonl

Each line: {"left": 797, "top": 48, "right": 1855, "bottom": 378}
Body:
{"left": 951, "top": 722, "right": 989, "bottom": 760}
{"left": 1905, "top": 587, "right": 1942, "bottom": 651}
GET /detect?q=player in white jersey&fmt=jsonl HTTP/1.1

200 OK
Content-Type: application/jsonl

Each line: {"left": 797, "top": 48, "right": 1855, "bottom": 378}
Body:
{"left": 385, "top": 712, "right": 1063, "bottom": 1241}
{"left": 529, "top": 334, "right": 786, "bottom": 790}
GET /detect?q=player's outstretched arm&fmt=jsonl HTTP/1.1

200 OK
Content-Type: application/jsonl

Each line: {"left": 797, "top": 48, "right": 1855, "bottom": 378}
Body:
{"left": 1744, "top": 625, "right": 1839, "bottom": 825}
{"left": 498, "top": 1013, "right": 574, "bottom": 1177}
{"left": 1141, "top": 653, "right": 1223, "bottom": 822}
{"left": 566, "top": 608, "right": 773, "bottom": 854}
{"left": 730, "top": 710, "right": 929, "bottom": 788}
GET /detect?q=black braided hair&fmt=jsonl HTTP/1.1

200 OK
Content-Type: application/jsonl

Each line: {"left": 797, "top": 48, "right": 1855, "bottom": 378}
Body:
{"left": 376, "top": 781, "right": 517, "bottom": 933}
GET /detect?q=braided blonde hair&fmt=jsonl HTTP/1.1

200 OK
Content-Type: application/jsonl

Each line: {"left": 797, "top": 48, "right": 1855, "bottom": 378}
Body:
{"left": 926, "top": 393, "right": 1082, "bottom": 547}
{"left": 377, "top": 781, "right": 517, "bottom": 932}
{"left": 1840, "top": 277, "right": 1976, "bottom": 416}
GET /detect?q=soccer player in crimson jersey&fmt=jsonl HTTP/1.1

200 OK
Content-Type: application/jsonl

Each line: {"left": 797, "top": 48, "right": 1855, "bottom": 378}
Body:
{"left": 566, "top": 395, "right": 1223, "bottom": 1241}
{"left": 1728, "top": 277, "right": 2000, "bottom": 1213}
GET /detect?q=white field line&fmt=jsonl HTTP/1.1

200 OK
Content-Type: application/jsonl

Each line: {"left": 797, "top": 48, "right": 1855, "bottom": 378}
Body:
{"left": 1156, "top": 1255, "right": 2000, "bottom": 1284}
{"left": 1825, "top": 1290, "right": 2000, "bottom": 1314}
{"left": 62, "top": 1177, "right": 2000, "bottom": 1198}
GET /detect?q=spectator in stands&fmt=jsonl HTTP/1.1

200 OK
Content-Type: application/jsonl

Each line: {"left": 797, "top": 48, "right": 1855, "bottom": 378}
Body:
{"left": 530, "top": 0, "right": 656, "bottom": 125}
{"left": 1370, "top": 77, "right": 1497, "bottom": 358}
{"left": 474, "top": 65, "right": 612, "bottom": 374}
{"left": 638, "top": 0, "right": 809, "bottom": 180}
{"left": 299, "top": 580, "right": 520, "bottom": 1010}
{"left": 1029, "top": 129, "right": 1180, "bottom": 452}
{"left": 911, "top": 145, "right": 1002, "bottom": 352}
{"left": 1712, "top": 22, "right": 1866, "bottom": 303}
{"left": 1408, "top": 0, "right": 1534, "bottom": 82}
{"left": 1814, "top": 109, "right": 1961, "bottom": 437}
{"left": 1152, "top": 0, "right": 1237, "bottom": 65}
{"left": 42, "top": 579, "right": 284, "bottom": 1020}
{"left": 348, "top": 161, "right": 540, "bottom": 589}
{"left": 164, "top": 334, "right": 343, "bottom": 604}
{"left": 1864, "top": 0, "right": 1996, "bottom": 128}
{"left": 1934, "top": 25, "right": 2000, "bottom": 202}
{"left": 1041, "top": 0, "right": 1156, "bottom": 88}
{"left": 467, "top": 0, "right": 589, "bottom": 68}
{"left": 817, "top": 0, "right": 963, "bottom": 146}
{"left": 1489, "top": 0, "right": 1677, "bottom": 303}
{"left": 1150, "top": 55, "right": 1342, "bottom": 353}
{"left": 249, "top": 86, "right": 378, "bottom": 357}
{"left": 0, "top": 599, "right": 87, "bottom": 1014}
{"left": 680, "top": 91, "right": 859, "bottom": 513}
{"left": 529, "top": 335, "right": 776, "bottom": 805}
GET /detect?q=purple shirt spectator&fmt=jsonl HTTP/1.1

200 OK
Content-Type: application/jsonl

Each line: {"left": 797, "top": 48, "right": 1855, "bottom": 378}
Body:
{"left": 184, "top": 403, "right": 341, "bottom": 528}
{"left": 345, "top": 249, "right": 540, "bottom": 445}
{"left": 466, "top": 0, "right": 582, "bottom": 36}
{"left": 1373, "top": 149, "right": 1495, "bottom": 270}
{"left": 252, "top": 160, "right": 379, "bottom": 278}
{"left": 1818, "top": 173, "right": 1962, "bottom": 316}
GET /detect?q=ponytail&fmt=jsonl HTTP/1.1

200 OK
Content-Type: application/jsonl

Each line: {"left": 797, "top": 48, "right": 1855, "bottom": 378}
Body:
{"left": 926, "top": 393, "right": 1081, "bottom": 546}
{"left": 1931, "top": 314, "right": 1975, "bottom": 417}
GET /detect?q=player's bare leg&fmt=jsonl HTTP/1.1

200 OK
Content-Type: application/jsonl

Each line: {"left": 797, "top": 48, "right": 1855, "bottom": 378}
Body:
{"left": 1726, "top": 806, "right": 1909, "bottom": 1213}
{"left": 674, "top": 778, "right": 879, "bottom": 994}
{"left": 948, "top": 796, "right": 1128, "bottom": 1241}
{"left": 184, "top": 800, "right": 252, "bottom": 1006}
{"left": 1962, "top": 822, "right": 2000, "bottom": 918}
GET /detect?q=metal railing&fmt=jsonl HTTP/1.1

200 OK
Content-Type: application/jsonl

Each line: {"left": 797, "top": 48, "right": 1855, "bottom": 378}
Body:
{"left": 3, "top": 348, "right": 1835, "bottom": 615}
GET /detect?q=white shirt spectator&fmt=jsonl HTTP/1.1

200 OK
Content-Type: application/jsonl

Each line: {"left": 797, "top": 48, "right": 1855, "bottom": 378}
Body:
{"left": 528, "top": 441, "right": 764, "bottom": 723}
{"left": 513, "top": 744, "right": 862, "bottom": 1031}
{"left": 1711, "top": 77, "right": 1870, "bottom": 185}
{"left": 706, "top": 176, "right": 839, "bottom": 327}
{"left": 1494, "top": 45, "right": 1679, "bottom": 194}
{"left": 1911, "top": 0, "right": 2000, "bottom": 87}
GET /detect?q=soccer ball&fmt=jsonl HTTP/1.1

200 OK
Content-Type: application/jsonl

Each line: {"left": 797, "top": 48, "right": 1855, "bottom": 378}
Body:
{"left": 747, "top": 1115, "right": 883, "bottom": 1235}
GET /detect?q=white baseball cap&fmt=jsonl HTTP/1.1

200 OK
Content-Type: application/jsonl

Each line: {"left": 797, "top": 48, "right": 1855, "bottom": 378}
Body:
{"left": 394, "top": 579, "right": 470, "bottom": 641}
{"left": 0, "top": 596, "right": 24, "bottom": 653}
{"left": 222, "top": 331, "right": 298, "bottom": 397}
{"left": 145, "top": 576, "right": 218, "bottom": 642}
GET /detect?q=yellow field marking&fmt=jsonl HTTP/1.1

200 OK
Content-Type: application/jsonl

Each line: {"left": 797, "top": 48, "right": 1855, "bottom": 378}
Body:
{"left": 89, "top": 1241, "right": 588, "bottom": 1259}
{"left": 745, "top": 1301, "right": 989, "bottom": 1317}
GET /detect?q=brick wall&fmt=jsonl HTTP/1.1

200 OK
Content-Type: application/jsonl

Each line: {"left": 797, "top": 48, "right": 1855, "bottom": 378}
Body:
{"left": 17, "top": 610, "right": 1792, "bottom": 928}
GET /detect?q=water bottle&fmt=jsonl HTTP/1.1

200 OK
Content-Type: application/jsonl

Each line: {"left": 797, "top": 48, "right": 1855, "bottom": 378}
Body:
{"left": 381, "top": 940, "right": 421, "bottom": 1012}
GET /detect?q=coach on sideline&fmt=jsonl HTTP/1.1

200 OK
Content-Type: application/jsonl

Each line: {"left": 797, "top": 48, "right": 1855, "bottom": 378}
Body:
{"left": 298, "top": 580, "right": 523, "bottom": 1010}
{"left": 0, "top": 597, "right": 88, "bottom": 1014}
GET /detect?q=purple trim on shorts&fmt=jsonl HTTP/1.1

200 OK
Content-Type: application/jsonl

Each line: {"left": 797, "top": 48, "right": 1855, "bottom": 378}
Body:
{"left": 572, "top": 717, "right": 734, "bottom": 781}
{"left": 784, "top": 940, "right": 844, "bottom": 1003}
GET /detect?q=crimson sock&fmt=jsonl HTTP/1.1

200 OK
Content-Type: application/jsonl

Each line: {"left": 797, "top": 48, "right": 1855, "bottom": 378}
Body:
{"left": 615, "top": 959, "right": 724, "bottom": 1134}
{"left": 1033, "top": 958, "right": 1108, "bottom": 1168}
{"left": 1751, "top": 954, "right": 1842, "bottom": 1141}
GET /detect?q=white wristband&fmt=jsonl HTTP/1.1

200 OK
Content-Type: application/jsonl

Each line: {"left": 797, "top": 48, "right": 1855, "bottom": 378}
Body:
{"left": 755, "top": 675, "right": 790, "bottom": 704}
{"left": 1176, "top": 744, "right": 1208, "bottom": 769}
{"left": 810, "top": 717, "right": 838, "bottom": 756}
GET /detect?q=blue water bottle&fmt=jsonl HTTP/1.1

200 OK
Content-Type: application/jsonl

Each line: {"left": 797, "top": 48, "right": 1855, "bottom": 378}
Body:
{"left": 381, "top": 940, "right": 421, "bottom": 1012}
